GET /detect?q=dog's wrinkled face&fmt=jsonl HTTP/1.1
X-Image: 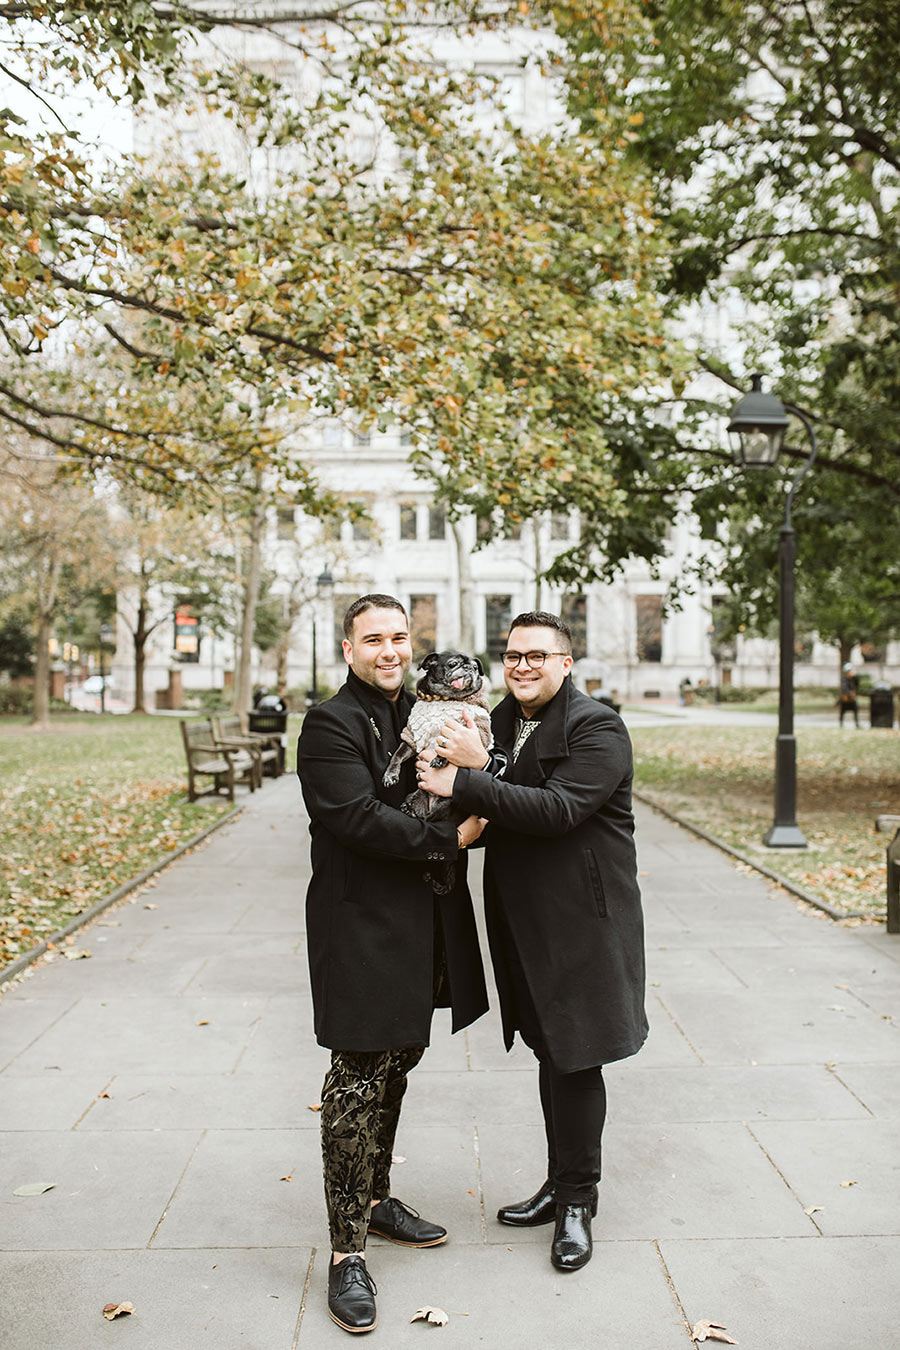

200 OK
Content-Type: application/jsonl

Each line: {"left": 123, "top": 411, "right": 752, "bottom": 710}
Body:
{"left": 417, "top": 651, "right": 484, "bottom": 699}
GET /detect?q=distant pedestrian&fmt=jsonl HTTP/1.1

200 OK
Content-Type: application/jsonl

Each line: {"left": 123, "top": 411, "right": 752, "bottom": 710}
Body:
{"left": 838, "top": 663, "right": 860, "bottom": 728}
{"left": 678, "top": 677, "right": 694, "bottom": 707}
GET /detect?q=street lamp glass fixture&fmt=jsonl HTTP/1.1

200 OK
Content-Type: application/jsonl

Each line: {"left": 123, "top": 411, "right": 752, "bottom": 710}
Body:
{"left": 99, "top": 622, "right": 114, "bottom": 647}
{"left": 316, "top": 567, "right": 334, "bottom": 599}
{"left": 727, "top": 373, "right": 790, "bottom": 467}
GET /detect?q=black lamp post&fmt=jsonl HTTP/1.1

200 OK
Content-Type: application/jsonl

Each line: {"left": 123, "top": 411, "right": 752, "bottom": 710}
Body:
{"left": 310, "top": 566, "right": 334, "bottom": 706}
{"left": 727, "top": 374, "right": 818, "bottom": 848}
{"left": 98, "top": 621, "right": 114, "bottom": 716}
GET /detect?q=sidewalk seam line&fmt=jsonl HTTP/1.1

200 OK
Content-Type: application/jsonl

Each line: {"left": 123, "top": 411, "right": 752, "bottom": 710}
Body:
{"left": 652, "top": 1239, "right": 695, "bottom": 1342}
{"left": 744, "top": 1123, "right": 823, "bottom": 1235}
{"left": 146, "top": 1128, "right": 206, "bottom": 1248}
{"left": 825, "top": 1065, "right": 875, "bottom": 1117}
{"left": 652, "top": 991, "right": 706, "bottom": 1064}
{"left": 472, "top": 1123, "right": 487, "bottom": 1243}
{"left": 71, "top": 1074, "right": 114, "bottom": 1130}
{"left": 291, "top": 1246, "right": 317, "bottom": 1349}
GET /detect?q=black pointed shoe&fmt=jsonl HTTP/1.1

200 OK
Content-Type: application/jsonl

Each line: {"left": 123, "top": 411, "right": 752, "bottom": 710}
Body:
{"left": 551, "top": 1202, "right": 593, "bottom": 1271}
{"left": 328, "top": 1255, "right": 377, "bottom": 1334}
{"left": 498, "top": 1181, "right": 598, "bottom": 1228}
{"left": 368, "top": 1196, "right": 447, "bottom": 1247}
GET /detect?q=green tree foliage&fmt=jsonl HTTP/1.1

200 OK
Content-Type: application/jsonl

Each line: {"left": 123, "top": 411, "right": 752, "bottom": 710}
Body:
{"left": 558, "top": 0, "right": 899, "bottom": 637}
{"left": 1, "top": 0, "right": 677, "bottom": 567}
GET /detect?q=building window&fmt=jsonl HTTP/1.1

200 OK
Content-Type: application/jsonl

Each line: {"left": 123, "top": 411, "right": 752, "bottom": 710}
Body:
{"left": 399, "top": 503, "right": 418, "bottom": 541}
{"left": 551, "top": 511, "right": 569, "bottom": 541}
{"left": 428, "top": 503, "right": 447, "bottom": 541}
{"left": 410, "top": 594, "right": 438, "bottom": 663}
{"left": 561, "top": 594, "right": 587, "bottom": 660}
{"left": 276, "top": 506, "right": 295, "bottom": 541}
{"left": 485, "top": 594, "right": 512, "bottom": 659}
{"left": 350, "top": 502, "right": 373, "bottom": 542}
{"left": 635, "top": 595, "right": 663, "bottom": 663}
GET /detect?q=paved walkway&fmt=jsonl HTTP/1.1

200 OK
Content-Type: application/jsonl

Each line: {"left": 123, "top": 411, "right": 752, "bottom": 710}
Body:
{"left": 1, "top": 778, "right": 899, "bottom": 1349}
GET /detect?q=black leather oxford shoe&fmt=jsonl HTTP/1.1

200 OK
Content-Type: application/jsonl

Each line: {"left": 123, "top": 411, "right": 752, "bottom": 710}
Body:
{"left": 328, "top": 1255, "right": 377, "bottom": 1334}
{"left": 551, "top": 1202, "right": 593, "bottom": 1271}
{"left": 368, "top": 1196, "right": 447, "bottom": 1247}
{"left": 498, "top": 1181, "right": 598, "bottom": 1228}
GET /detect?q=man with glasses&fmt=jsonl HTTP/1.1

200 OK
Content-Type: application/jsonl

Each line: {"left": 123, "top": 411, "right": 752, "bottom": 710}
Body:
{"left": 417, "top": 610, "right": 648, "bottom": 1273}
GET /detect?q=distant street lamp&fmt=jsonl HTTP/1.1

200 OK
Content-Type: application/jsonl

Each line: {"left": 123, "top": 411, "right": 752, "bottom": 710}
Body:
{"left": 727, "top": 374, "right": 818, "bottom": 848}
{"left": 310, "top": 567, "right": 334, "bottom": 706}
{"left": 98, "top": 621, "right": 114, "bottom": 716}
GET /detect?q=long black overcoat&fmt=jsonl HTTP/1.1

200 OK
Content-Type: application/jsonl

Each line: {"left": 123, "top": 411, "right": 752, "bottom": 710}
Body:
{"left": 297, "top": 669, "right": 489, "bottom": 1051}
{"left": 451, "top": 676, "right": 648, "bottom": 1073}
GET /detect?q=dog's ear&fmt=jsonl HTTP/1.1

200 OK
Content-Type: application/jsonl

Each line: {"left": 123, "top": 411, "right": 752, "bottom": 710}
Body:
{"left": 474, "top": 657, "right": 485, "bottom": 676}
{"left": 418, "top": 652, "right": 440, "bottom": 671}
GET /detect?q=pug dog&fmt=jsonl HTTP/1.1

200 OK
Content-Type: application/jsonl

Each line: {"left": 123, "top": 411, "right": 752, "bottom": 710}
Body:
{"left": 383, "top": 650, "right": 493, "bottom": 823}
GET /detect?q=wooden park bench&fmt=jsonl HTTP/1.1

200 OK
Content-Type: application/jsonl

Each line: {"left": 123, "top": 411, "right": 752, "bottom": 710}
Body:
{"left": 180, "top": 718, "right": 259, "bottom": 802}
{"left": 876, "top": 814, "right": 900, "bottom": 934}
{"left": 213, "top": 713, "right": 283, "bottom": 779}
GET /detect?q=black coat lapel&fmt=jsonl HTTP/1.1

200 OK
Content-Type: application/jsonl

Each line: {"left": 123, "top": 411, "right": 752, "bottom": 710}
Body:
{"left": 490, "top": 678, "right": 572, "bottom": 787}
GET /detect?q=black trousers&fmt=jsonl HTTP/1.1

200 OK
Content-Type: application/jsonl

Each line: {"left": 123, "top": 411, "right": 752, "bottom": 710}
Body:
{"left": 500, "top": 915, "right": 606, "bottom": 1206}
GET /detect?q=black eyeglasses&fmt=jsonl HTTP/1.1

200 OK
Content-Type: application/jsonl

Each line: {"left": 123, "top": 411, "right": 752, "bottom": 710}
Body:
{"left": 501, "top": 650, "right": 568, "bottom": 669}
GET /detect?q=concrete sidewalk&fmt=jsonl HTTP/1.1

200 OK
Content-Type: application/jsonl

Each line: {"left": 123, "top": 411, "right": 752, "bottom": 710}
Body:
{"left": 1, "top": 778, "right": 899, "bottom": 1349}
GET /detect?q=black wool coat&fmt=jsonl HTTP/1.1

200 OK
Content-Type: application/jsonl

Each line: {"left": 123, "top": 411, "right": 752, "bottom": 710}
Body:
{"left": 451, "top": 676, "right": 648, "bottom": 1073}
{"left": 297, "top": 669, "right": 489, "bottom": 1051}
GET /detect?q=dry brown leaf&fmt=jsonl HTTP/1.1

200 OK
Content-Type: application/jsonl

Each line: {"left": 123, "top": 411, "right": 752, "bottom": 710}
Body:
{"left": 280, "top": 1174, "right": 293, "bottom": 1182}
{"left": 410, "top": 1306, "right": 449, "bottom": 1327}
{"left": 143, "top": 903, "right": 158, "bottom": 910}
{"left": 392, "top": 1154, "right": 406, "bottom": 1165}
{"left": 307, "top": 1103, "right": 322, "bottom": 1112}
{"left": 98, "top": 1091, "right": 111, "bottom": 1100}
{"left": 196, "top": 1019, "right": 210, "bottom": 1027}
{"left": 102, "top": 1302, "right": 135, "bottom": 1321}
{"left": 839, "top": 1179, "right": 858, "bottom": 1188}
{"left": 62, "top": 949, "right": 92, "bottom": 960}
{"left": 691, "top": 1319, "right": 737, "bottom": 1344}
{"left": 804, "top": 1205, "right": 823, "bottom": 1216}
{"left": 466, "top": 1188, "right": 476, "bottom": 1197}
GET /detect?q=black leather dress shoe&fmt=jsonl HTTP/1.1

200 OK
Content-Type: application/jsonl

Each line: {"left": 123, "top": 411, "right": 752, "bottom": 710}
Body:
{"left": 368, "top": 1197, "right": 447, "bottom": 1247}
{"left": 328, "top": 1255, "right": 377, "bottom": 1334}
{"left": 498, "top": 1182, "right": 598, "bottom": 1228}
{"left": 551, "top": 1202, "right": 593, "bottom": 1271}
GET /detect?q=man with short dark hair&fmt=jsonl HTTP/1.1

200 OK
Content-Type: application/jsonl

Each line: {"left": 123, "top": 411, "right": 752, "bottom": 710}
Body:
{"left": 297, "top": 593, "right": 490, "bottom": 1334}
{"left": 418, "top": 609, "right": 648, "bottom": 1273}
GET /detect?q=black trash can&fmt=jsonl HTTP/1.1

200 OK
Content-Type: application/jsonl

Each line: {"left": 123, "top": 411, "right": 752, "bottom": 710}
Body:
{"left": 248, "top": 695, "right": 288, "bottom": 773}
{"left": 869, "top": 684, "right": 896, "bottom": 729}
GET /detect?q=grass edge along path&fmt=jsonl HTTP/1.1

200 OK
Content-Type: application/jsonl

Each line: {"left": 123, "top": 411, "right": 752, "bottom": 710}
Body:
{"left": 0, "top": 803, "right": 241, "bottom": 986}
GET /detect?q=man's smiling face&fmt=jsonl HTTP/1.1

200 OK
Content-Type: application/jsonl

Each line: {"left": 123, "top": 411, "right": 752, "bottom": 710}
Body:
{"left": 342, "top": 606, "right": 412, "bottom": 700}
{"left": 503, "top": 624, "right": 573, "bottom": 714}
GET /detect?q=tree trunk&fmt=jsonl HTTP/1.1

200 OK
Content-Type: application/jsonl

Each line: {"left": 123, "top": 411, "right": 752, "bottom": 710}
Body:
{"left": 533, "top": 520, "right": 545, "bottom": 610}
{"left": 235, "top": 495, "right": 265, "bottom": 714}
{"left": 451, "top": 518, "right": 475, "bottom": 652}
{"left": 131, "top": 588, "right": 149, "bottom": 714}
{"left": 838, "top": 636, "right": 852, "bottom": 683}
{"left": 31, "top": 609, "right": 51, "bottom": 730}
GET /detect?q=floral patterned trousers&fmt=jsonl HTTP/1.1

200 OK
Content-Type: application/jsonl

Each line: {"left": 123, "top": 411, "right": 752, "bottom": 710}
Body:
{"left": 321, "top": 1046, "right": 425, "bottom": 1253}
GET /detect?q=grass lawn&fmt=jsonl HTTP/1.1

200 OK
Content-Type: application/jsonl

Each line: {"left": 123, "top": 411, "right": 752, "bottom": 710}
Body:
{"left": 630, "top": 723, "right": 899, "bottom": 919}
{"left": 0, "top": 712, "right": 297, "bottom": 965}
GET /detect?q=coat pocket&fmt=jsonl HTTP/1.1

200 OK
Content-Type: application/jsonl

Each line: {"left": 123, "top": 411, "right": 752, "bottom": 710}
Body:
{"left": 583, "top": 847, "right": 608, "bottom": 919}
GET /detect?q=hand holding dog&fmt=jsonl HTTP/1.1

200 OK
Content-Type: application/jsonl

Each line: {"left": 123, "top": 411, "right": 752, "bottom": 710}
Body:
{"left": 434, "top": 708, "right": 491, "bottom": 769}
{"left": 416, "top": 753, "right": 458, "bottom": 797}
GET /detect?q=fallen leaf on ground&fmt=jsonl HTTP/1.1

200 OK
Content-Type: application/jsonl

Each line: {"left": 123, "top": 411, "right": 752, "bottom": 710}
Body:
{"left": 143, "top": 903, "right": 158, "bottom": 910}
{"left": 307, "top": 1103, "right": 322, "bottom": 1112}
{"left": 62, "top": 949, "right": 91, "bottom": 960}
{"left": 691, "top": 1320, "right": 737, "bottom": 1344}
{"left": 392, "top": 1154, "right": 406, "bottom": 1164}
{"left": 280, "top": 1174, "right": 293, "bottom": 1182}
{"left": 466, "top": 1188, "right": 476, "bottom": 1197}
{"left": 102, "top": 1302, "right": 135, "bottom": 1321}
{"left": 98, "top": 1091, "right": 110, "bottom": 1100}
{"left": 804, "top": 1205, "right": 823, "bottom": 1216}
{"left": 840, "top": 1179, "right": 858, "bottom": 1188}
{"left": 13, "top": 1182, "right": 55, "bottom": 1196}
{"left": 196, "top": 1019, "right": 210, "bottom": 1026}
{"left": 411, "top": 1306, "right": 449, "bottom": 1327}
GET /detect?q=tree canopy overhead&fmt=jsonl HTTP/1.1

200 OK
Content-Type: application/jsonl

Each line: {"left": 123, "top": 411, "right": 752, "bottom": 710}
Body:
{"left": 1, "top": 0, "right": 676, "bottom": 551}
{"left": 558, "top": 0, "right": 899, "bottom": 644}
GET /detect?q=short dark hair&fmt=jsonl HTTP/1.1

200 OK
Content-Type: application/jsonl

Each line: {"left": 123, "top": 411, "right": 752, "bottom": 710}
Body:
{"left": 508, "top": 610, "right": 572, "bottom": 654}
{"left": 342, "top": 593, "right": 409, "bottom": 639}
